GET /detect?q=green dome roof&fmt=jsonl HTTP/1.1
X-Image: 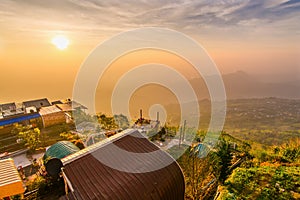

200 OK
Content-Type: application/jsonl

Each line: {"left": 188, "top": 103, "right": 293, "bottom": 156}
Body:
{"left": 43, "top": 141, "right": 80, "bottom": 162}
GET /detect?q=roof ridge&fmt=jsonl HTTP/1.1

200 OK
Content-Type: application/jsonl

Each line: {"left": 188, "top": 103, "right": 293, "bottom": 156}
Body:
{"left": 61, "top": 129, "right": 137, "bottom": 165}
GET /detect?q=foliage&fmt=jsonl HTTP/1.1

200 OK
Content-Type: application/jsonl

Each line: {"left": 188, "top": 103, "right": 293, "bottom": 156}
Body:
{"left": 26, "top": 175, "right": 47, "bottom": 191}
{"left": 219, "top": 138, "right": 300, "bottom": 200}
{"left": 60, "top": 132, "right": 84, "bottom": 149}
{"left": 60, "top": 131, "right": 80, "bottom": 141}
{"left": 149, "top": 127, "right": 166, "bottom": 141}
{"left": 25, "top": 175, "right": 47, "bottom": 199}
{"left": 73, "top": 109, "right": 97, "bottom": 125}
{"left": 148, "top": 125, "right": 179, "bottom": 142}
{"left": 177, "top": 147, "right": 215, "bottom": 199}
{"left": 223, "top": 166, "right": 300, "bottom": 200}
{"left": 134, "top": 117, "right": 150, "bottom": 125}
{"left": 114, "top": 114, "right": 130, "bottom": 129}
{"left": 25, "top": 174, "right": 65, "bottom": 199}
{"left": 72, "top": 139, "right": 85, "bottom": 149}
{"left": 280, "top": 138, "right": 300, "bottom": 163}
{"left": 250, "top": 138, "right": 300, "bottom": 164}
{"left": 15, "top": 125, "right": 41, "bottom": 151}
{"left": 97, "top": 113, "right": 118, "bottom": 130}
{"left": 211, "top": 139, "right": 233, "bottom": 184}
{"left": 11, "top": 194, "right": 21, "bottom": 200}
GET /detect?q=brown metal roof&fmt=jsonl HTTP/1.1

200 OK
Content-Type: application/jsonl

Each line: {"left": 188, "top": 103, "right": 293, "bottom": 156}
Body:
{"left": 60, "top": 129, "right": 185, "bottom": 200}
{"left": 39, "top": 105, "right": 63, "bottom": 115}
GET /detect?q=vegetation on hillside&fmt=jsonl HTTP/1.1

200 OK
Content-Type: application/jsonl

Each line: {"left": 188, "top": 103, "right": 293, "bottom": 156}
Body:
{"left": 220, "top": 138, "right": 300, "bottom": 200}
{"left": 172, "top": 130, "right": 300, "bottom": 199}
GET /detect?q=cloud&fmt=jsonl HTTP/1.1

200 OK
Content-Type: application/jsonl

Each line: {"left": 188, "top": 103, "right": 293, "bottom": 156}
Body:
{"left": 0, "top": 0, "right": 299, "bottom": 42}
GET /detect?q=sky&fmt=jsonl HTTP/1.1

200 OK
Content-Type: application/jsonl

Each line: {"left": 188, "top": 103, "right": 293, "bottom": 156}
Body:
{"left": 0, "top": 0, "right": 299, "bottom": 105}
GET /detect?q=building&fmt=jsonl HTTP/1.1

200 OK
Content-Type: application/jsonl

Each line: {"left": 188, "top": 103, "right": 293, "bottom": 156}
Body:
{"left": 0, "top": 101, "right": 42, "bottom": 128}
{"left": 55, "top": 100, "right": 88, "bottom": 124}
{"left": 23, "top": 98, "right": 51, "bottom": 112}
{"left": 51, "top": 100, "right": 63, "bottom": 105}
{"left": 0, "top": 158, "right": 25, "bottom": 198}
{"left": 53, "top": 129, "right": 185, "bottom": 200}
{"left": 0, "top": 102, "right": 16, "bottom": 112}
{"left": 0, "top": 102, "right": 25, "bottom": 119}
{"left": 39, "top": 105, "right": 66, "bottom": 127}
{"left": 55, "top": 100, "right": 87, "bottom": 112}
{"left": 0, "top": 112, "right": 41, "bottom": 128}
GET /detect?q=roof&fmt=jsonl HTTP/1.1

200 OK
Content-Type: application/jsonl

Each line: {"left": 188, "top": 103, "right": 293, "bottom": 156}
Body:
{"left": 56, "top": 101, "right": 87, "bottom": 112}
{"left": 59, "top": 129, "right": 185, "bottom": 200}
{"left": 64, "top": 99, "right": 87, "bottom": 109}
{"left": 51, "top": 100, "right": 63, "bottom": 105}
{"left": 39, "top": 105, "right": 63, "bottom": 116}
{"left": 1, "top": 108, "right": 24, "bottom": 118}
{"left": 0, "top": 158, "right": 25, "bottom": 198}
{"left": 23, "top": 98, "right": 51, "bottom": 109}
{"left": 44, "top": 141, "right": 80, "bottom": 162}
{"left": 55, "top": 104, "right": 73, "bottom": 112}
{"left": 0, "top": 113, "right": 40, "bottom": 126}
{"left": 0, "top": 103, "right": 16, "bottom": 111}
{"left": 70, "top": 101, "right": 87, "bottom": 110}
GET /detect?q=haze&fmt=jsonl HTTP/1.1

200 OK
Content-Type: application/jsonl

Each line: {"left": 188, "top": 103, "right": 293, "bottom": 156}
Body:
{"left": 0, "top": 0, "right": 299, "bottom": 105}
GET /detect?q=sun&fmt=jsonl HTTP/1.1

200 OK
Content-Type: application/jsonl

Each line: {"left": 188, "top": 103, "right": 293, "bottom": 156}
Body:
{"left": 51, "top": 35, "right": 70, "bottom": 50}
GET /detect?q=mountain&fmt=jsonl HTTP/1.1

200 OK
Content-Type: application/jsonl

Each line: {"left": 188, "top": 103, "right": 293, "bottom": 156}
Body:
{"left": 222, "top": 71, "right": 300, "bottom": 99}
{"left": 189, "top": 71, "right": 300, "bottom": 99}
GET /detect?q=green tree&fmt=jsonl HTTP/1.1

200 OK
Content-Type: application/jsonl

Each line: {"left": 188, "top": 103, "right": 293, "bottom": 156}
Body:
{"left": 211, "top": 139, "right": 233, "bottom": 184}
{"left": 224, "top": 166, "right": 299, "bottom": 200}
{"left": 114, "top": 114, "right": 130, "bottom": 129}
{"left": 97, "top": 113, "right": 118, "bottom": 130}
{"left": 18, "top": 126, "right": 41, "bottom": 151}
{"left": 150, "top": 127, "right": 166, "bottom": 141}
{"left": 73, "top": 109, "right": 97, "bottom": 124}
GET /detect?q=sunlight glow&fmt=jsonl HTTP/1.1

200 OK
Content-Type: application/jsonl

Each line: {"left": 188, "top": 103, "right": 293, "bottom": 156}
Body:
{"left": 51, "top": 35, "right": 69, "bottom": 50}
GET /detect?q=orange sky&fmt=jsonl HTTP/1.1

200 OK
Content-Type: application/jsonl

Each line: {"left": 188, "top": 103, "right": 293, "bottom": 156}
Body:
{"left": 0, "top": 0, "right": 299, "bottom": 105}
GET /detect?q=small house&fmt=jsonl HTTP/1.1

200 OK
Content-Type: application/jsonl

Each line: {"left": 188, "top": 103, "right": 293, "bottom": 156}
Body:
{"left": 39, "top": 105, "right": 66, "bottom": 127}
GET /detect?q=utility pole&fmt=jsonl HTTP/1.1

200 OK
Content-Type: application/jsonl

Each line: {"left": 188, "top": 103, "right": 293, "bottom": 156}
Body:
{"left": 179, "top": 126, "right": 182, "bottom": 147}
{"left": 182, "top": 120, "right": 186, "bottom": 142}
{"left": 140, "top": 109, "right": 143, "bottom": 119}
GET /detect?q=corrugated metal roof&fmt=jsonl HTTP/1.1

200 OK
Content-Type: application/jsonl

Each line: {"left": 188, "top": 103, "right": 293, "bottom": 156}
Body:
{"left": 60, "top": 129, "right": 185, "bottom": 200}
{"left": 0, "top": 158, "right": 25, "bottom": 198}
{"left": 55, "top": 104, "right": 73, "bottom": 112}
{"left": 44, "top": 141, "right": 80, "bottom": 162}
{"left": 0, "top": 113, "right": 40, "bottom": 126}
{"left": 39, "top": 105, "right": 63, "bottom": 115}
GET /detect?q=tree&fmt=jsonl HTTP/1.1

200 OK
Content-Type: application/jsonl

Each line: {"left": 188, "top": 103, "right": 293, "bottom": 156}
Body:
{"left": 73, "top": 109, "right": 97, "bottom": 124}
{"left": 17, "top": 125, "right": 41, "bottom": 151}
{"left": 176, "top": 145, "right": 215, "bottom": 199}
{"left": 97, "top": 113, "right": 118, "bottom": 130}
{"left": 113, "top": 114, "right": 130, "bottom": 129}
{"left": 211, "top": 139, "right": 233, "bottom": 184}
{"left": 149, "top": 127, "right": 166, "bottom": 141}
